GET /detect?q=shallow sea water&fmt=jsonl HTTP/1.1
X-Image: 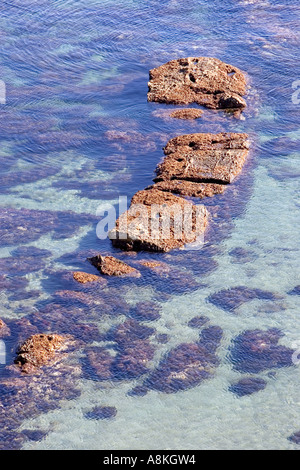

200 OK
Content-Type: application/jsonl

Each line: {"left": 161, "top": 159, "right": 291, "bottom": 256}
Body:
{"left": 0, "top": 0, "right": 300, "bottom": 450}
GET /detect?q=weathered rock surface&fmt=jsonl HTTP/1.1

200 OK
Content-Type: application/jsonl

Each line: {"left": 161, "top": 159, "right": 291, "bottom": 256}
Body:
{"left": 148, "top": 57, "right": 247, "bottom": 109}
{"left": 14, "top": 334, "right": 69, "bottom": 373}
{"left": 170, "top": 108, "right": 203, "bottom": 119}
{"left": 147, "top": 180, "right": 226, "bottom": 198}
{"left": 88, "top": 255, "right": 140, "bottom": 277}
{"left": 72, "top": 271, "right": 107, "bottom": 285}
{"left": 109, "top": 188, "right": 209, "bottom": 252}
{"left": 155, "top": 133, "right": 250, "bottom": 184}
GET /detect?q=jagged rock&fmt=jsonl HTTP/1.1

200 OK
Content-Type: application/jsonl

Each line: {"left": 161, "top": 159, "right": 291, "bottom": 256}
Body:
{"left": 14, "top": 334, "right": 70, "bottom": 373}
{"left": 155, "top": 133, "right": 250, "bottom": 184}
{"left": 146, "top": 180, "right": 226, "bottom": 198}
{"left": 170, "top": 108, "right": 203, "bottom": 119}
{"left": 72, "top": 271, "right": 107, "bottom": 285}
{"left": 88, "top": 255, "right": 140, "bottom": 277}
{"left": 229, "top": 377, "right": 267, "bottom": 397}
{"left": 148, "top": 57, "right": 247, "bottom": 109}
{"left": 109, "top": 188, "right": 209, "bottom": 252}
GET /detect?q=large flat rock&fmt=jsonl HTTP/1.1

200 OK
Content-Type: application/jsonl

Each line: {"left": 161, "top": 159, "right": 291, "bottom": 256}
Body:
{"left": 155, "top": 132, "right": 250, "bottom": 184}
{"left": 148, "top": 57, "right": 247, "bottom": 109}
{"left": 109, "top": 188, "right": 209, "bottom": 252}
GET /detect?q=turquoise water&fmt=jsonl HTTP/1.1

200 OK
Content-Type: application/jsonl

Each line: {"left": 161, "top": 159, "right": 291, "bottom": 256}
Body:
{"left": 0, "top": 0, "right": 300, "bottom": 450}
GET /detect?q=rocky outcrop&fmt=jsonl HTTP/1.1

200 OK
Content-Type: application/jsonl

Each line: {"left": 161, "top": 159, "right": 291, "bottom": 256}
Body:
{"left": 88, "top": 255, "right": 140, "bottom": 277}
{"left": 14, "top": 334, "right": 69, "bottom": 373}
{"left": 170, "top": 108, "right": 203, "bottom": 119}
{"left": 109, "top": 188, "right": 209, "bottom": 252}
{"left": 148, "top": 57, "right": 247, "bottom": 109}
{"left": 155, "top": 133, "right": 250, "bottom": 185}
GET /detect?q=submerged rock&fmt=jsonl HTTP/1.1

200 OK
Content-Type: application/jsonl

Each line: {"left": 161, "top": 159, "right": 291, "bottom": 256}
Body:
{"left": 109, "top": 188, "right": 209, "bottom": 252}
{"left": 131, "top": 301, "right": 161, "bottom": 322}
{"left": 188, "top": 316, "right": 210, "bottom": 329}
{"left": 112, "top": 339, "right": 155, "bottom": 380}
{"left": 288, "top": 431, "right": 300, "bottom": 445}
{"left": 229, "top": 377, "right": 267, "bottom": 397}
{"left": 0, "top": 319, "right": 10, "bottom": 338}
{"left": 84, "top": 406, "right": 117, "bottom": 420}
{"left": 155, "top": 133, "right": 250, "bottom": 184}
{"left": 208, "top": 286, "right": 282, "bottom": 312}
{"left": 143, "top": 326, "right": 222, "bottom": 393}
{"left": 14, "top": 334, "right": 70, "bottom": 374}
{"left": 84, "top": 346, "right": 115, "bottom": 381}
{"left": 170, "top": 108, "right": 203, "bottom": 120}
{"left": 288, "top": 286, "right": 300, "bottom": 296}
{"left": 229, "top": 329, "right": 294, "bottom": 374}
{"left": 148, "top": 57, "right": 247, "bottom": 109}
{"left": 88, "top": 255, "right": 140, "bottom": 277}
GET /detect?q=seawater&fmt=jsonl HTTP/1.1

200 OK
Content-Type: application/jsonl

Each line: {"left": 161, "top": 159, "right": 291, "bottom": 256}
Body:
{"left": 0, "top": 0, "right": 299, "bottom": 450}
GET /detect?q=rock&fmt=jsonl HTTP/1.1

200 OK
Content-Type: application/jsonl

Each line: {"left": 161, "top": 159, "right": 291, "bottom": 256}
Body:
{"left": 109, "top": 188, "right": 209, "bottom": 252}
{"left": 21, "top": 429, "right": 49, "bottom": 442}
{"left": 111, "top": 319, "right": 155, "bottom": 347}
{"left": 143, "top": 325, "right": 222, "bottom": 393}
{"left": 84, "top": 347, "right": 115, "bottom": 381}
{"left": 131, "top": 301, "right": 161, "bottom": 322}
{"left": 288, "top": 431, "right": 300, "bottom": 445}
{"left": 84, "top": 406, "right": 117, "bottom": 420}
{"left": 229, "top": 329, "right": 294, "bottom": 374}
{"left": 146, "top": 180, "right": 226, "bottom": 198}
{"left": 0, "top": 319, "right": 10, "bottom": 338}
{"left": 148, "top": 57, "right": 247, "bottom": 109}
{"left": 112, "top": 339, "right": 155, "bottom": 380}
{"left": 208, "top": 286, "right": 282, "bottom": 312}
{"left": 14, "top": 334, "right": 69, "bottom": 373}
{"left": 288, "top": 286, "right": 300, "bottom": 296}
{"left": 229, "top": 247, "right": 257, "bottom": 264}
{"left": 229, "top": 377, "right": 267, "bottom": 397}
{"left": 170, "top": 108, "right": 203, "bottom": 120}
{"left": 155, "top": 133, "right": 250, "bottom": 184}
{"left": 72, "top": 271, "right": 107, "bottom": 285}
{"left": 188, "top": 316, "right": 210, "bottom": 329}
{"left": 88, "top": 255, "right": 140, "bottom": 277}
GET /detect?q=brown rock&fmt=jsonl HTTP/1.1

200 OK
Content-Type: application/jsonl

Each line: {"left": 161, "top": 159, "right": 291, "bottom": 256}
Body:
{"left": 72, "top": 271, "right": 107, "bottom": 285}
{"left": 155, "top": 133, "right": 250, "bottom": 184}
{"left": 109, "top": 188, "right": 209, "bottom": 252}
{"left": 148, "top": 57, "right": 247, "bottom": 109}
{"left": 88, "top": 255, "right": 141, "bottom": 277}
{"left": 14, "top": 334, "right": 69, "bottom": 373}
{"left": 170, "top": 108, "right": 203, "bottom": 120}
{"left": 147, "top": 180, "right": 226, "bottom": 198}
{"left": 0, "top": 319, "right": 10, "bottom": 338}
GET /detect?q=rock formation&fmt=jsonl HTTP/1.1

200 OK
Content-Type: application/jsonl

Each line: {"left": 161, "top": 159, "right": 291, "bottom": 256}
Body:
{"left": 148, "top": 57, "right": 247, "bottom": 109}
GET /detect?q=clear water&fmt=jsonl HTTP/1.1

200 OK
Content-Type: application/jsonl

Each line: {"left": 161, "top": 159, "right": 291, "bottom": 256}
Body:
{"left": 0, "top": 0, "right": 300, "bottom": 450}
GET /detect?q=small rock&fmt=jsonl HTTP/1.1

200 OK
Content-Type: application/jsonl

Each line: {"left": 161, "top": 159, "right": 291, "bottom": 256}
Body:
{"left": 84, "top": 406, "right": 117, "bottom": 420}
{"left": 72, "top": 271, "right": 107, "bottom": 285}
{"left": 88, "top": 255, "right": 140, "bottom": 277}
{"left": 229, "top": 377, "right": 267, "bottom": 397}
